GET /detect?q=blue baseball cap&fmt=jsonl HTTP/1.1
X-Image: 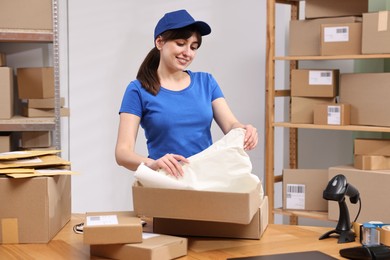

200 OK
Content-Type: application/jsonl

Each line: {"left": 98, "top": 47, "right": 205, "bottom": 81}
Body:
{"left": 154, "top": 9, "right": 211, "bottom": 40}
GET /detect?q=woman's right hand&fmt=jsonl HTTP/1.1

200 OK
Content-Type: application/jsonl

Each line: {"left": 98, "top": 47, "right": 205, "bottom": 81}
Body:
{"left": 146, "top": 153, "right": 189, "bottom": 178}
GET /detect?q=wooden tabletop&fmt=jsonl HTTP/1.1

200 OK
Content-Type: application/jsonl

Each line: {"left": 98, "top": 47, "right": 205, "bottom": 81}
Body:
{"left": 0, "top": 214, "right": 360, "bottom": 259}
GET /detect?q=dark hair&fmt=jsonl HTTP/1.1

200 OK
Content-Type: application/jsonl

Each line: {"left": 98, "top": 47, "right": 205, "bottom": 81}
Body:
{"left": 136, "top": 25, "right": 202, "bottom": 95}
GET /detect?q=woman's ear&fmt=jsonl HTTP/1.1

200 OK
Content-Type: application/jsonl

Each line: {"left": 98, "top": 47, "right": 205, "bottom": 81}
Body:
{"left": 155, "top": 36, "right": 164, "bottom": 50}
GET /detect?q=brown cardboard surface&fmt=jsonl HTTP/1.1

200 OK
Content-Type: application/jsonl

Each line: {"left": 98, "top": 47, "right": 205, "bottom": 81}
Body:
{"left": 0, "top": 175, "right": 71, "bottom": 243}
{"left": 0, "top": 150, "right": 60, "bottom": 160}
{"left": 291, "top": 69, "right": 339, "bottom": 97}
{"left": 0, "top": 0, "right": 52, "bottom": 30}
{"left": 153, "top": 196, "right": 269, "bottom": 240}
{"left": 362, "top": 11, "right": 390, "bottom": 54}
{"left": 291, "top": 97, "right": 336, "bottom": 124}
{"left": 328, "top": 165, "right": 390, "bottom": 223}
{"left": 132, "top": 181, "right": 262, "bottom": 224}
{"left": 0, "top": 134, "right": 11, "bottom": 153}
{"left": 17, "top": 67, "right": 54, "bottom": 99}
{"left": 90, "top": 234, "right": 187, "bottom": 260}
{"left": 305, "top": 0, "right": 368, "bottom": 19}
{"left": 283, "top": 169, "right": 328, "bottom": 211}
{"left": 321, "top": 22, "right": 362, "bottom": 56}
{"left": 0, "top": 67, "right": 14, "bottom": 119}
{"left": 83, "top": 211, "right": 143, "bottom": 245}
{"left": 0, "top": 53, "right": 6, "bottom": 66}
{"left": 22, "top": 97, "right": 65, "bottom": 109}
{"left": 339, "top": 73, "right": 390, "bottom": 127}
{"left": 314, "top": 103, "right": 351, "bottom": 126}
{"left": 354, "top": 154, "right": 390, "bottom": 170}
{"left": 21, "top": 131, "right": 51, "bottom": 148}
{"left": 21, "top": 107, "right": 70, "bottom": 118}
{"left": 0, "top": 154, "right": 70, "bottom": 169}
{"left": 289, "top": 16, "right": 360, "bottom": 56}
{"left": 355, "top": 139, "right": 390, "bottom": 156}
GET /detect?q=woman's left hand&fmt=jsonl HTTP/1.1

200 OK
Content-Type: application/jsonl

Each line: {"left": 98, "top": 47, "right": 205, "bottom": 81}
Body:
{"left": 242, "top": 124, "right": 258, "bottom": 150}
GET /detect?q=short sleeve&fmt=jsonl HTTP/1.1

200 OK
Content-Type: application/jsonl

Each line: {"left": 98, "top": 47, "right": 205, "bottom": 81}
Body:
{"left": 119, "top": 81, "right": 143, "bottom": 117}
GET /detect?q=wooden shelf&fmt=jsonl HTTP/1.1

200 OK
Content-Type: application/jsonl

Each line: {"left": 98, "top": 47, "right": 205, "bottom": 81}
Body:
{"left": 275, "top": 54, "right": 390, "bottom": 61}
{"left": 0, "top": 116, "right": 55, "bottom": 131}
{"left": 273, "top": 208, "right": 332, "bottom": 222}
{"left": 274, "top": 122, "right": 390, "bottom": 133}
{"left": 0, "top": 29, "right": 53, "bottom": 43}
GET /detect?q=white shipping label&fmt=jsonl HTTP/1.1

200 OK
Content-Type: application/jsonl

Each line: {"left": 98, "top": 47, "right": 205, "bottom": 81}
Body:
{"left": 327, "top": 106, "right": 341, "bottom": 125}
{"left": 324, "top": 26, "right": 349, "bottom": 42}
{"left": 286, "top": 184, "right": 305, "bottom": 210}
{"left": 309, "top": 70, "right": 333, "bottom": 85}
{"left": 86, "top": 215, "right": 118, "bottom": 226}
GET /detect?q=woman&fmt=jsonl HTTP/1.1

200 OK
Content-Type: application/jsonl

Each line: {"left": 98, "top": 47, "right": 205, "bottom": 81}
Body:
{"left": 115, "top": 9, "right": 258, "bottom": 178}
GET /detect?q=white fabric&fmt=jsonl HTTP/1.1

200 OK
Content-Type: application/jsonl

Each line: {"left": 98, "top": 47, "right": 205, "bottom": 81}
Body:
{"left": 134, "top": 128, "right": 264, "bottom": 197}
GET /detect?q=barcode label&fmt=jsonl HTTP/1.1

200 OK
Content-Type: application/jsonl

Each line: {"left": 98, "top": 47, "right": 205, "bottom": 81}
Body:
{"left": 86, "top": 215, "right": 118, "bottom": 226}
{"left": 327, "top": 105, "right": 341, "bottom": 125}
{"left": 309, "top": 70, "right": 333, "bottom": 85}
{"left": 286, "top": 184, "right": 305, "bottom": 209}
{"left": 287, "top": 184, "right": 305, "bottom": 194}
{"left": 324, "top": 26, "right": 349, "bottom": 42}
{"left": 336, "top": 28, "right": 348, "bottom": 34}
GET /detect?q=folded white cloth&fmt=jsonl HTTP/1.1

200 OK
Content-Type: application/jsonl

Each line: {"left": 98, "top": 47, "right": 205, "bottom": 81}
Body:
{"left": 134, "top": 128, "right": 264, "bottom": 197}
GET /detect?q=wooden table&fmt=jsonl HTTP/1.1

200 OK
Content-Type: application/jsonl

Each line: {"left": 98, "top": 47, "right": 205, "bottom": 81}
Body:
{"left": 0, "top": 214, "right": 360, "bottom": 259}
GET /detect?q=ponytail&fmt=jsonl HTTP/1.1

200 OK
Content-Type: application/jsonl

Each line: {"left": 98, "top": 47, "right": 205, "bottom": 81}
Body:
{"left": 136, "top": 47, "right": 160, "bottom": 95}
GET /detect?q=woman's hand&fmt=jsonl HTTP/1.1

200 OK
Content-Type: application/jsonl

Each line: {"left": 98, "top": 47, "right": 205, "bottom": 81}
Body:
{"left": 242, "top": 124, "right": 258, "bottom": 151}
{"left": 146, "top": 153, "right": 189, "bottom": 178}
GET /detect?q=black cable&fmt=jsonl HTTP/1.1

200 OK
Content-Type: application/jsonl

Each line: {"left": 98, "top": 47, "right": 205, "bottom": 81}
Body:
{"left": 351, "top": 197, "right": 362, "bottom": 228}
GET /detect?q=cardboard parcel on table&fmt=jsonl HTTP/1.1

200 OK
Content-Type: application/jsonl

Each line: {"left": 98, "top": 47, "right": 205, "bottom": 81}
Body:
{"left": 133, "top": 128, "right": 264, "bottom": 224}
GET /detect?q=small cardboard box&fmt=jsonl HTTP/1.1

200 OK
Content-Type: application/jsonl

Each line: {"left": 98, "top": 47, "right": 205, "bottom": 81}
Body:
{"left": 354, "top": 138, "right": 390, "bottom": 157}
{"left": 328, "top": 165, "right": 390, "bottom": 223}
{"left": 305, "top": 0, "right": 369, "bottom": 19}
{"left": 21, "top": 131, "right": 51, "bottom": 148}
{"left": 283, "top": 169, "right": 328, "bottom": 211}
{"left": 0, "top": 67, "right": 14, "bottom": 119}
{"left": 362, "top": 11, "right": 390, "bottom": 54}
{"left": 0, "top": 0, "right": 52, "bottom": 30}
{"left": 83, "top": 211, "right": 143, "bottom": 245}
{"left": 289, "top": 16, "right": 360, "bottom": 56}
{"left": 22, "top": 97, "right": 65, "bottom": 109}
{"left": 321, "top": 22, "right": 362, "bottom": 56}
{"left": 0, "top": 53, "right": 6, "bottom": 66}
{"left": 291, "top": 69, "right": 339, "bottom": 97}
{"left": 291, "top": 97, "right": 336, "bottom": 124}
{"left": 153, "top": 196, "right": 269, "bottom": 240}
{"left": 17, "top": 67, "right": 54, "bottom": 99}
{"left": 0, "top": 175, "right": 71, "bottom": 244}
{"left": 314, "top": 103, "right": 351, "bottom": 126}
{"left": 90, "top": 234, "right": 187, "bottom": 260}
{"left": 354, "top": 155, "right": 390, "bottom": 170}
{"left": 21, "top": 107, "right": 70, "bottom": 118}
{"left": 0, "top": 133, "right": 12, "bottom": 153}
{"left": 340, "top": 72, "right": 390, "bottom": 127}
{"left": 132, "top": 181, "right": 262, "bottom": 225}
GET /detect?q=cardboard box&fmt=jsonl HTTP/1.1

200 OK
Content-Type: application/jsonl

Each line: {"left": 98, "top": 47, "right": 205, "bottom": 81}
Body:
{"left": 340, "top": 73, "right": 390, "bottom": 127}
{"left": 21, "top": 131, "right": 51, "bottom": 148}
{"left": 132, "top": 181, "right": 262, "bottom": 225}
{"left": 362, "top": 11, "right": 390, "bottom": 54}
{"left": 314, "top": 103, "right": 351, "bottom": 126}
{"left": 354, "top": 155, "right": 390, "bottom": 170}
{"left": 0, "top": 53, "right": 6, "bottom": 66}
{"left": 291, "top": 97, "right": 336, "bottom": 124}
{"left": 0, "top": 133, "right": 12, "bottom": 153}
{"left": 354, "top": 138, "right": 390, "bottom": 156}
{"left": 305, "top": 0, "right": 369, "bottom": 19}
{"left": 22, "top": 97, "right": 65, "bottom": 109}
{"left": 83, "top": 211, "right": 143, "bottom": 245}
{"left": 90, "top": 234, "right": 187, "bottom": 260}
{"left": 17, "top": 67, "right": 54, "bottom": 99}
{"left": 320, "top": 22, "right": 362, "bottom": 56}
{"left": 0, "top": 67, "right": 14, "bottom": 119}
{"left": 328, "top": 165, "right": 390, "bottom": 223}
{"left": 283, "top": 169, "right": 328, "bottom": 211}
{"left": 0, "top": 0, "right": 52, "bottom": 30}
{"left": 152, "top": 196, "right": 269, "bottom": 240}
{"left": 0, "top": 175, "right": 71, "bottom": 244}
{"left": 21, "top": 107, "right": 69, "bottom": 118}
{"left": 289, "top": 16, "right": 360, "bottom": 56}
{"left": 291, "top": 69, "right": 339, "bottom": 97}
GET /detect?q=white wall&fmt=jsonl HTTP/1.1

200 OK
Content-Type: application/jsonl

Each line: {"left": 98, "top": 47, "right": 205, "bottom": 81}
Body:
{"left": 66, "top": 0, "right": 267, "bottom": 213}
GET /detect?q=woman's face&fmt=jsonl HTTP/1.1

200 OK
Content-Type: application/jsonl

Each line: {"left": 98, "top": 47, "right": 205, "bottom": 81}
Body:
{"left": 157, "top": 34, "right": 199, "bottom": 72}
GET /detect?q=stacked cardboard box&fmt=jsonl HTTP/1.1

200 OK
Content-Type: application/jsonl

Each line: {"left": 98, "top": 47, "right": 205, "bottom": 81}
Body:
{"left": 354, "top": 138, "right": 390, "bottom": 170}
{"left": 362, "top": 11, "right": 390, "bottom": 54}
{"left": 0, "top": 67, "right": 14, "bottom": 119}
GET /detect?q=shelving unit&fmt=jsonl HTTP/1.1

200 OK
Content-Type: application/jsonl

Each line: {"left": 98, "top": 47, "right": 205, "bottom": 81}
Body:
{"left": 0, "top": 0, "right": 61, "bottom": 149}
{"left": 265, "top": 0, "right": 388, "bottom": 224}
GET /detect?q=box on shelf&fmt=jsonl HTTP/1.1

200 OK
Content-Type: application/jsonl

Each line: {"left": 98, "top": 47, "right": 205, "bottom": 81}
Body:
{"left": 340, "top": 72, "right": 390, "bottom": 127}
{"left": 0, "top": 67, "right": 14, "bottom": 119}
{"left": 132, "top": 181, "right": 262, "bottom": 225}
{"left": 0, "top": 53, "right": 6, "bottom": 66}
{"left": 20, "top": 131, "right": 51, "bottom": 148}
{"left": 328, "top": 165, "right": 390, "bottom": 223}
{"left": 291, "top": 97, "right": 336, "bottom": 124}
{"left": 0, "top": 175, "right": 71, "bottom": 244}
{"left": 22, "top": 97, "right": 65, "bottom": 109}
{"left": 362, "top": 11, "right": 390, "bottom": 54}
{"left": 289, "top": 16, "right": 360, "bottom": 56}
{"left": 21, "top": 107, "right": 70, "bottom": 118}
{"left": 354, "top": 155, "right": 390, "bottom": 170}
{"left": 314, "top": 103, "right": 351, "bottom": 126}
{"left": 83, "top": 211, "right": 143, "bottom": 245}
{"left": 17, "top": 67, "right": 54, "bottom": 99}
{"left": 354, "top": 138, "right": 390, "bottom": 157}
{"left": 291, "top": 69, "right": 339, "bottom": 97}
{"left": 0, "top": 133, "right": 12, "bottom": 153}
{"left": 320, "top": 22, "right": 362, "bottom": 56}
{"left": 283, "top": 169, "right": 328, "bottom": 211}
{"left": 153, "top": 196, "right": 268, "bottom": 240}
{"left": 305, "top": 0, "right": 369, "bottom": 19}
{"left": 0, "top": 0, "right": 52, "bottom": 30}
{"left": 90, "top": 234, "right": 187, "bottom": 260}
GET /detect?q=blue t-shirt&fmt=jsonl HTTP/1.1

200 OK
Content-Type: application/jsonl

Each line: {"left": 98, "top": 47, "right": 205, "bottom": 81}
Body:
{"left": 119, "top": 71, "right": 224, "bottom": 159}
